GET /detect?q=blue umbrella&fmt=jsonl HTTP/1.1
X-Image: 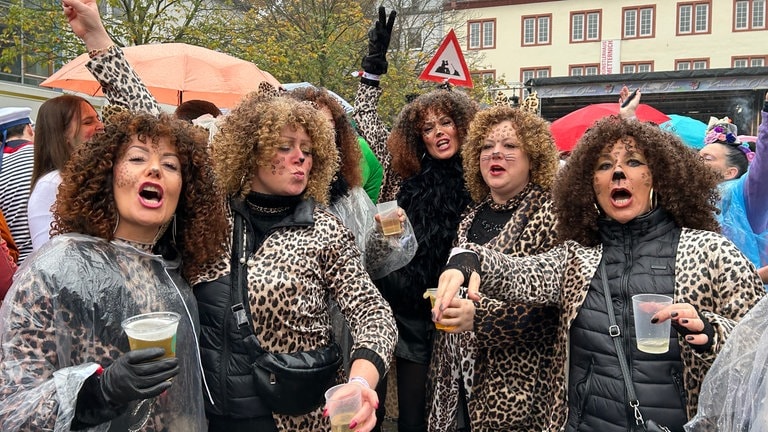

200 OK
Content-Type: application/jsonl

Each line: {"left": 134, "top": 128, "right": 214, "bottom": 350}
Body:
{"left": 281, "top": 82, "right": 354, "bottom": 113}
{"left": 660, "top": 114, "right": 708, "bottom": 149}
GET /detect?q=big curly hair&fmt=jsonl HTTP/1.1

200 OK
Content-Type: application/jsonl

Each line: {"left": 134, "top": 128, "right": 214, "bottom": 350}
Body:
{"left": 554, "top": 116, "right": 721, "bottom": 246}
{"left": 463, "top": 106, "right": 559, "bottom": 202}
{"left": 286, "top": 86, "right": 362, "bottom": 189}
{"left": 212, "top": 92, "right": 338, "bottom": 204}
{"left": 388, "top": 89, "right": 478, "bottom": 178}
{"left": 53, "top": 111, "right": 229, "bottom": 281}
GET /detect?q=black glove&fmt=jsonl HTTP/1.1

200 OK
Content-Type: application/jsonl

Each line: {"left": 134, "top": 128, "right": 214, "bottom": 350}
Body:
{"left": 73, "top": 348, "right": 178, "bottom": 428}
{"left": 443, "top": 251, "right": 481, "bottom": 286}
{"left": 672, "top": 310, "right": 714, "bottom": 354}
{"left": 361, "top": 6, "right": 397, "bottom": 75}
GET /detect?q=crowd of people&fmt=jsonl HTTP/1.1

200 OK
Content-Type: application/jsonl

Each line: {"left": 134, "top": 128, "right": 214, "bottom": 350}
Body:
{"left": 0, "top": 3, "right": 766, "bottom": 432}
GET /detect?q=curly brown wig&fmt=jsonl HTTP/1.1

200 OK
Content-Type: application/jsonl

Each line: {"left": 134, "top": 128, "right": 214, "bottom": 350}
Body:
{"left": 387, "top": 89, "right": 478, "bottom": 178}
{"left": 463, "top": 106, "right": 559, "bottom": 202}
{"left": 553, "top": 116, "right": 721, "bottom": 246}
{"left": 212, "top": 93, "right": 338, "bottom": 204}
{"left": 286, "top": 86, "right": 362, "bottom": 189}
{"left": 52, "top": 111, "right": 229, "bottom": 281}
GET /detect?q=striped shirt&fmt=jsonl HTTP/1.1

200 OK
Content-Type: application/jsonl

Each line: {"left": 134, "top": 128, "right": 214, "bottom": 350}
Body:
{"left": 0, "top": 140, "right": 34, "bottom": 263}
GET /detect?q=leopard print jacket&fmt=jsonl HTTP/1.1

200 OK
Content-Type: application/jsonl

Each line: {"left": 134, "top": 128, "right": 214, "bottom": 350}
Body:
{"left": 429, "top": 186, "right": 560, "bottom": 432}
{"left": 465, "top": 230, "right": 765, "bottom": 431}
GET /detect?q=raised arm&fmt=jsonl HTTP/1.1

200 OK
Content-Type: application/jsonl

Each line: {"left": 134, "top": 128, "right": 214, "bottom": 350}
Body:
{"left": 743, "top": 93, "right": 768, "bottom": 233}
{"left": 63, "top": 0, "right": 160, "bottom": 114}
{"left": 353, "top": 7, "right": 396, "bottom": 170}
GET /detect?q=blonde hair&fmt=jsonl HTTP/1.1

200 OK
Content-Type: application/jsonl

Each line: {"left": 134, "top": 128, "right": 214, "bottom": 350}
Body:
{"left": 212, "top": 93, "right": 338, "bottom": 204}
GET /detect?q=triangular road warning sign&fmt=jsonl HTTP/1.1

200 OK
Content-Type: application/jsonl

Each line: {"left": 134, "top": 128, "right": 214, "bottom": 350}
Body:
{"left": 419, "top": 29, "right": 473, "bottom": 88}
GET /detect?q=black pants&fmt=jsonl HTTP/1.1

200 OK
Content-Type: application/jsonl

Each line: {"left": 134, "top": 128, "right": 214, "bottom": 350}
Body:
{"left": 373, "top": 357, "right": 429, "bottom": 432}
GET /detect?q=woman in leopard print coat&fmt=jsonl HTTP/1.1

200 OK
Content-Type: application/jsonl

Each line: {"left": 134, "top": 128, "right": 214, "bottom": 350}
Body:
{"left": 427, "top": 105, "right": 561, "bottom": 431}
{"left": 435, "top": 117, "right": 765, "bottom": 431}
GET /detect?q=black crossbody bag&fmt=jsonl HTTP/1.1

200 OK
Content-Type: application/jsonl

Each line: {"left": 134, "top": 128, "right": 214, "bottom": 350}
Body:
{"left": 230, "top": 211, "right": 342, "bottom": 416}
{"left": 599, "top": 262, "right": 672, "bottom": 432}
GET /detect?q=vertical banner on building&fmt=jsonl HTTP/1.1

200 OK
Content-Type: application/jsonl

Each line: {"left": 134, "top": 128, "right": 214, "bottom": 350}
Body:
{"left": 600, "top": 39, "right": 620, "bottom": 74}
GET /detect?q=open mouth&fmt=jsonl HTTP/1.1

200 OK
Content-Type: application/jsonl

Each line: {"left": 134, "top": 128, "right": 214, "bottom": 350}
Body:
{"left": 610, "top": 188, "right": 632, "bottom": 205}
{"left": 489, "top": 164, "right": 506, "bottom": 174}
{"left": 436, "top": 139, "right": 450, "bottom": 150}
{"left": 139, "top": 184, "right": 163, "bottom": 203}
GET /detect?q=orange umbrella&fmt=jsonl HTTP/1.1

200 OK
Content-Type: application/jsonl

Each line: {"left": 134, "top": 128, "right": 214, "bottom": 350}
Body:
{"left": 41, "top": 43, "right": 281, "bottom": 108}
{"left": 551, "top": 103, "right": 670, "bottom": 152}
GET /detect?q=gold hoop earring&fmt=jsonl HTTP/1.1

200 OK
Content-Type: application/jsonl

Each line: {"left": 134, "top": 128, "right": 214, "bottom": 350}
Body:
{"left": 112, "top": 213, "right": 120, "bottom": 236}
{"left": 649, "top": 188, "right": 657, "bottom": 210}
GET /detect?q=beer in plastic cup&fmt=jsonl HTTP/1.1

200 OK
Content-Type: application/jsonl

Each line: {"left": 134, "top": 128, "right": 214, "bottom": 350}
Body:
{"left": 423, "top": 288, "right": 457, "bottom": 331}
{"left": 632, "top": 294, "right": 673, "bottom": 354}
{"left": 324, "top": 383, "right": 361, "bottom": 432}
{"left": 121, "top": 311, "right": 180, "bottom": 359}
{"left": 376, "top": 200, "right": 402, "bottom": 236}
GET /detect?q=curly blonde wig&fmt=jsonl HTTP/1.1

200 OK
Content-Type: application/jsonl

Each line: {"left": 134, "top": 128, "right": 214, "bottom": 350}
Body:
{"left": 287, "top": 86, "right": 362, "bottom": 189}
{"left": 387, "top": 89, "right": 478, "bottom": 178}
{"left": 462, "top": 106, "right": 559, "bottom": 202}
{"left": 212, "top": 93, "right": 338, "bottom": 204}
{"left": 53, "top": 111, "right": 229, "bottom": 281}
{"left": 554, "top": 116, "right": 721, "bottom": 246}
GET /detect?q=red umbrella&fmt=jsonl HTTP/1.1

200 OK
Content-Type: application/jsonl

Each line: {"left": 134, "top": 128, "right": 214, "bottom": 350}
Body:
{"left": 40, "top": 43, "right": 281, "bottom": 109}
{"left": 550, "top": 103, "right": 670, "bottom": 152}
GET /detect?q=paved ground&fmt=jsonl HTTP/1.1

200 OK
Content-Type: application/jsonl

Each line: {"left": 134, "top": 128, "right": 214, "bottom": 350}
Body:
{"left": 381, "top": 417, "right": 397, "bottom": 431}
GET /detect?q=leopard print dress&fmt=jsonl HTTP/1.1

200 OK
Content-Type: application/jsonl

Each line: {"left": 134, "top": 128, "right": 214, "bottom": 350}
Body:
{"left": 0, "top": 234, "right": 206, "bottom": 431}
{"left": 465, "top": 230, "right": 765, "bottom": 431}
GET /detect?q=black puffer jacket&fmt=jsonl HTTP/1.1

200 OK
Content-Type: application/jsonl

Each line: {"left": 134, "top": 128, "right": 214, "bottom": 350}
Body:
{"left": 566, "top": 209, "right": 688, "bottom": 431}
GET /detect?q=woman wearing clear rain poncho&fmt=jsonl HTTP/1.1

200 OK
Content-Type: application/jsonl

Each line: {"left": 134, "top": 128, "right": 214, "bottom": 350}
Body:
{"left": 0, "top": 111, "right": 228, "bottom": 431}
{"left": 685, "top": 294, "right": 768, "bottom": 431}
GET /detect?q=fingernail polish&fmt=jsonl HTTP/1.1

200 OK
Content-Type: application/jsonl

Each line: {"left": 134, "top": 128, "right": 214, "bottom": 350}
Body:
{"left": 671, "top": 311, "right": 678, "bottom": 317}
{"left": 322, "top": 408, "right": 328, "bottom": 417}
{"left": 375, "top": 401, "right": 379, "bottom": 409}
{"left": 651, "top": 317, "right": 658, "bottom": 324}
{"left": 431, "top": 311, "right": 436, "bottom": 321}
{"left": 349, "top": 421, "right": 358, "bottom": 429}
{"left": 681, "top": 319, "right": 689, "bottom": 324}
{"left": 686, "top": 335, "right": 694, "bottom": 341}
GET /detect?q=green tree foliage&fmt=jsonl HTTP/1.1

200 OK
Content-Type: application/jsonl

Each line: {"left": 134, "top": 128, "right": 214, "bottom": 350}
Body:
{"left": 1, "top": 0, "right": 495, "bottom": 124}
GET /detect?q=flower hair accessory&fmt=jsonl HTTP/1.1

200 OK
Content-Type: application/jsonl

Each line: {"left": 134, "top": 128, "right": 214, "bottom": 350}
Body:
{"left": 704, "top": 116, "right": 740, "bottom": 145}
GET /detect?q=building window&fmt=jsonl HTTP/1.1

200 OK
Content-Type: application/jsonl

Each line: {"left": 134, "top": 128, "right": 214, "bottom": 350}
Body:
{"left": 733, "top": 55, "right": 767, "bottom": 66}
{"left": 522, "top": 14, "right": 551, "bottom": 46}
{"left": 678, "top": 2, "right": 711, "bottom": 34}
{"left": 623, "top": 6, "right": 655, "bottom": 38}
{"left": 471, "top": 70, "right": 496, "bottom": 84}
{"left": 735, "top": 0, "right": 766, "bottom": 30}
{"left": 571, "top": 10, "right": 601, "bottom": 42}
{"left": 676, "top": 58, "right": 709, "bottom": 70}
{"left": 405, "top": 28, "right": 423, "bottom": 50}
{"left": 570, "top": 64, "right": 600, "bottom": 76}
{"left": 621, "top": 62, "right": 654, "bottom": 73}
{"left": 468, "top": 19, "right": 496, "bottom": 50}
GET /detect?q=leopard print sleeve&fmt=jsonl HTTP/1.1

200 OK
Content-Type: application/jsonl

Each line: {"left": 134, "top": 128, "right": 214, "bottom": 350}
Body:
{"left": 86, "top": 47, "right": 161, "bottom": 115}
{"left": 677, "top": 229, "right": 765, "bottom": 362}
{"left": 466, "top": 243, "right": 567, "bottom": 307}
{"left": 353, "top": 82, "right": 392, "bottom": 174}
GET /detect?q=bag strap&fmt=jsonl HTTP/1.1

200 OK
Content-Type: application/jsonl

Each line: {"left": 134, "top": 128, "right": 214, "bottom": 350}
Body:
{"left": 230, "top": 209, "right": 266, "bottom": 358}
{"left": 599, "top": 261, "right": 645, "bottom": 428}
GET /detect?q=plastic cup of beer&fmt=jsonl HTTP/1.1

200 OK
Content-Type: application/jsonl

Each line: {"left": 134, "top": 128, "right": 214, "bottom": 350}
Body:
{"left": 121, "top": 312, "right": 180, "bottom": 359}
{"left": 324, "top": 383, "right": 361, "bottom": 432}
{"left": 376, "top": 200, "right": 402, "bottom": 236}
{"left": 423, "top": 288, "right": 457, "bottom": 331}
{"left": 632, "top": 294, "right": 673, "bottom": 354}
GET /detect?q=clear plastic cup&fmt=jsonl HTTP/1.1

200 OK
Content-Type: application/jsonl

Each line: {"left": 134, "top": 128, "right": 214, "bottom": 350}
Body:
{"left": 324, "top": 383, "right": 361, "bottom": 431}
{"left": 376, "top": 200, "right": 402, "bottom": 236}
{"left": 423, "top": 288, "right": 458, "bottom": 331}
{"left": 632, "top": 294, "right": 673, "bottom": 354}
{"left": 121, "top": 311, "right": 180, "bottom": 358}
